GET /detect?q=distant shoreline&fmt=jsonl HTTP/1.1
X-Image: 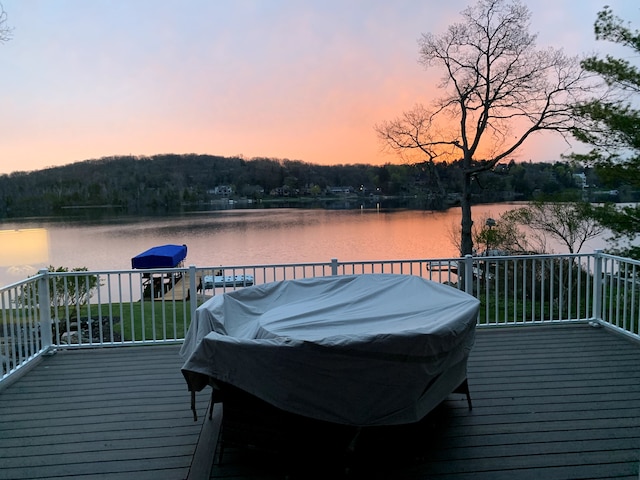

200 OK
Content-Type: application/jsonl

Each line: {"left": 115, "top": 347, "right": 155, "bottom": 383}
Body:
{"left": 1, "top": 198, "right": 521, "bottom": 223}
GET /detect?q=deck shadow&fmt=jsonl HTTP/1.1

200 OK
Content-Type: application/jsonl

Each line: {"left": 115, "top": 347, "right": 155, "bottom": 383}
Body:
{"left": 212, "top": 399, "right": 458, "bottom": 479}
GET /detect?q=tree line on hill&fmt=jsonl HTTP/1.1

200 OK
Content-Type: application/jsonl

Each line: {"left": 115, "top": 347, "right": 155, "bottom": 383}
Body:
{"left": 0, "top": 153, "right": 631, "bottom": 219}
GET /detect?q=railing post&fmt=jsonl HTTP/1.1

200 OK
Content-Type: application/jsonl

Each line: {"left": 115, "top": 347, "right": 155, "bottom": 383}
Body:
{"left": 331, "top": 258, "right": 338, "bottom": 276}
{"left": 37, "top": 268, "right": 53, "bottom": 352}
{"left": 592, "top": 250, "right": 603, "bottom": 322}
{"left": 189, "top": 265, "right": 198, "bottom": 326}
{"left": 463, "top": 255, "right": 474, "bottom": 295}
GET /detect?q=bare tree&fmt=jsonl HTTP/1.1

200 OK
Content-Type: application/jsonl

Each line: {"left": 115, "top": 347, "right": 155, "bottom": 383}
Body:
{"left": 501, "top": 201, "right": 604, "bottom": 254}
{"left": 450, "top": 210, "right": 552, "bottom": 256}
{"left": 376, "top": 0, "right": 596, "bottom": 255}
{"left": 0, "top": 3, "right": 12, "bottom": 44}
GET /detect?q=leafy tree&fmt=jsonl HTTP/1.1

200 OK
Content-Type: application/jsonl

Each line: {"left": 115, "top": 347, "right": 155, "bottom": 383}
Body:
{"left": 447, "top": 212, "right": 523, "bottom": 256}
{"left": 43, "top": 266, "right": 100, "bottom": 341}
{"left": 17, "top": 266, "right": 100, "bottom": 340}
{"left": 472, "top": 214, "right": 523, "bottom": 255}
{"left": 501, "top": 201, "right": 604, "bottom": 254}
{"left": 45, "top": 266, "right": 100, "bottom": 313}
{"left": 570, "top": 7, "right": 640, "bottom": 258}
{"left": 376, "top": 0, "right": 595, "bottom": 255}
{"left": 463, "top": 200, "right": 603, "bottom": 256}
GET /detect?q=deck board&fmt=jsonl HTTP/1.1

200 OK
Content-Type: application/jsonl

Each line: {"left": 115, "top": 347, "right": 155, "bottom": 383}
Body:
{"left": 1, "top": 325, "right": 639, "bottom": 480}
{"left": 0, "top": 345, "right": 208, "bottom": 480}
{"left": 207, "top": 324, "right": 640, "bottom": 479}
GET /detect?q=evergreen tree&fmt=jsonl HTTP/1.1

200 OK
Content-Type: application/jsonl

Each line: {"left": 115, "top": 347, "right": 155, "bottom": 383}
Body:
{"left": 571, "top": 7, "right": 640, "bottom": 258}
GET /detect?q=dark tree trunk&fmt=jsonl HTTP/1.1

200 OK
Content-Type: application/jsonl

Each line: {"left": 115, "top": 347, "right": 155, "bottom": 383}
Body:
{"left": 460, "top": 169, "right": 474, "bottom": 256}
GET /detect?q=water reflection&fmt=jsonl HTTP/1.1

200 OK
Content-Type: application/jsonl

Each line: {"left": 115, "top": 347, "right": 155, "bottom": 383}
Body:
{"left": 0, "top": 228, "right": 50, "bottom": 282}
{"left": 0, "top": 204, "right": 608, "bottom": 288}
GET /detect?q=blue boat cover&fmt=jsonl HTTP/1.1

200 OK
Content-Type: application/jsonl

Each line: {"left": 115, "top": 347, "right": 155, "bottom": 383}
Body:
{"left": 131, "top": 244, "right": 187, "bottom": 269}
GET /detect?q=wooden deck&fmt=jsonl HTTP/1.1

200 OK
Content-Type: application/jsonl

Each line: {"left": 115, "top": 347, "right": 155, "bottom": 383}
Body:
{"left": 0, "top": 324, "right": 639, "bottom": 480}
{"left": 0, "top": 345, "right": 209, "bottom": 480}
{"left": 208, "top": 324, "right": 640, "bottom": 479}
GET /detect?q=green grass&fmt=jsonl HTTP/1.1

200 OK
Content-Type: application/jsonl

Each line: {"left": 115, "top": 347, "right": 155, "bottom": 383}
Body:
{"left": 107, "top": 300, "right": 192, "bottom": 341}
{"left": 476, "top": 291, "right": 591, "bottom": 325}
{"left": 48, "top": 300, "right": 198, "bottom": 342}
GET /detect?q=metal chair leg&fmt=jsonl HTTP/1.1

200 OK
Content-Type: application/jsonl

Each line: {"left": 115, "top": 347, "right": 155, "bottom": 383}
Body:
{"left": 454, "top": 378, "right": 473, "bottom": 410}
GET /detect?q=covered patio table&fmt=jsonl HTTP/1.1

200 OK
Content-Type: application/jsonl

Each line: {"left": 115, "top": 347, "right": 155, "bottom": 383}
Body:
{"left": 181, "top": 274, "right": 479, "bottom": 426}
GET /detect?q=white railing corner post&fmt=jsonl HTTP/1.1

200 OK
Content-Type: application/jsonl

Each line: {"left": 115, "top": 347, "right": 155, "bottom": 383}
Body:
{"left": 189, "top": 265, "right": 198, "bottom": 323}
{"left": 464, "top": 255, "right": 474, "bottom": 295}
{"left": 331, "top": 258, "right": 338, "bottom": 276}
{"left": 592, "top": 250, "right": 603, "bottom": 322}
{"left": 37, "top": 268, "right": 53, "bottom": 351}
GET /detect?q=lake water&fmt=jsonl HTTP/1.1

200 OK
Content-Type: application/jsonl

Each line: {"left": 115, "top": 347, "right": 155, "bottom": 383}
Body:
{"left": 0, "top": 203, "right": 607, "bottom": 287}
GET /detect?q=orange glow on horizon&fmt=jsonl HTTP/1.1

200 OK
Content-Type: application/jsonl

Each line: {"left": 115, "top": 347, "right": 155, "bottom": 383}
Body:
{"left": 0, "top": 229, "right": 50, "bottom": 269}
{"left": 0, "top": 1, "right": 610, "bottom": 174}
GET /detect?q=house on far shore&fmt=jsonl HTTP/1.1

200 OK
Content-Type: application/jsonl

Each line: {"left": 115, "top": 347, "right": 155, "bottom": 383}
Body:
{"left": 573, "top": 173, "right": 587, "bottom": 189}
{"left": 208, "top": 185, "right": 234, "bottom": 197}
{"left": 326, "top": 186, "right": 354, "bottom": 195}
{"left": 269, "top": 185, "right": 297, "bottom": 197}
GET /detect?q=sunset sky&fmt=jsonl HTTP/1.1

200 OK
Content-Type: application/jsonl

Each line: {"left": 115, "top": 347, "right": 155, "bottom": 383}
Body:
{"left": 0, "top": 0, "right": 637, "bottom": 175}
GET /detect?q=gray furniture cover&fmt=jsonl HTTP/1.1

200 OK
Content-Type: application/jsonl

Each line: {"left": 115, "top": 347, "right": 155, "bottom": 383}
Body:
{"left": 181, "top": 274, "right": 479, "bottom": 426}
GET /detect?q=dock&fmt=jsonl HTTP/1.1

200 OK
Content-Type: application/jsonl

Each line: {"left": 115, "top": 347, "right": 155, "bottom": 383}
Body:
{"left": 161, "top": 273, "right": 200, "bottom": 301}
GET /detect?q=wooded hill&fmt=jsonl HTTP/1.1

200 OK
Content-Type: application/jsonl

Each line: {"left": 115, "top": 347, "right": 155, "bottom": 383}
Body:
{"left": 0, "top": 153, "right": 621, "bottom": 218}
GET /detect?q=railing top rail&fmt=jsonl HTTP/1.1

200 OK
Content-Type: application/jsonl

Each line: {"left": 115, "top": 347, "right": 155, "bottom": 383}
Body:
{"left": 3, "top": 252, "right": 599, "bottom": 284}
{"left": 0, "top": 273, "right": 45, "bottom": 293}
{"left": 473, "top": 252, "right": 590, "bottom": 260}
{"left": 598, "top": 252, "right": 640, "bottom": 266}
{"left": 140, "top": 253, "right": 593, "bottom": 270}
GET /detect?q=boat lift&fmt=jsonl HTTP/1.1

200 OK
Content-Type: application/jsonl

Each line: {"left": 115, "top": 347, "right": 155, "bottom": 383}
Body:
{"left": 131, "top": 244, "right": 188, "bottom": 299}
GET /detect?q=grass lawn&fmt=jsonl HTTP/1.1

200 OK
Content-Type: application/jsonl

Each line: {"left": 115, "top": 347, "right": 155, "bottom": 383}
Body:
{"left": 48, "top": 299, "right": 199, "bottom": 343}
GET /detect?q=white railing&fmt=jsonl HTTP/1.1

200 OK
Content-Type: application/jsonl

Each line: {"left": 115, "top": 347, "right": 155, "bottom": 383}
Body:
{"left": 593, "top": 253, "right": 640, "bottom": 343}
{"left": 2, "top": 251, "right": 639, "bottom": 385}
{"left": 471, "top": 253, "right": 596, "bottom": 326}
{"left": 1, "top": 274, "right": 52, "bottom": 382}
